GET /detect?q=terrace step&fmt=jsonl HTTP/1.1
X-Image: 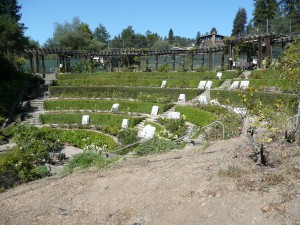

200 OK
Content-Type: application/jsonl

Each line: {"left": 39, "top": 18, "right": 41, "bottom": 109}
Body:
{"left": 160, "top": 106, "right": 176, "bottom": 118}
{"left": 218, "top": 79, "right": 232, "bottom": 90}
{"left": 20, "top": 85, "right": 48, "bottom": 126}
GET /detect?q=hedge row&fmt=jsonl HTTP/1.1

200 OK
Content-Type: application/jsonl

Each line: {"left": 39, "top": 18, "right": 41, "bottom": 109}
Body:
{"left": 250, "top": 69, "right": 282, "bottom": 79}
{"left": 54, "top": 78, "right": 223, "bottom": 89}
{"left": 210, "top": 90, "right": 297, "bottom": 112}
{"left": 175, "top": 106, "right": 216, "bottom": 127}
{"left": 40, "top": 127, "right": 118, "bottom": 150}
{"left": 247, "top": 79, "right": 296, "bottom": 93}
{"left": 49, "top": 86, "right": 202, "bottom": 103}
{"left": 44, "top": 99, "right": 173, "bottom": 114}
{"left": 40, "top": 113, "right": 145, "bottom": 135}
{"left": 56, "top": 71, "right": 240, "bottom": 80}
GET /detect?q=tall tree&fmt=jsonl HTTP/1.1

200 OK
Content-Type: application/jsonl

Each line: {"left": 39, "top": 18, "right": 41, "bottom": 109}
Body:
{"left": 253, "top": 0, "right": 279, "bottom": 27}
{"left": 279, "top": 0, "right": 300, "bottom": 18}
{"left": 232, "top": 8, "right": 247, "bottom": 36}
{"left": 145, "top": 30, "right": 160, "bottom": 49}
{"left": 120, "top": 26, "right": 136, "bottom": 48}
{"left": 168, "top": 28, "right": 174, "bottom": 45}
{"left": 45, "top": 17, "right": 103, "bottom": 50}
{"left": 0, "top": 0, "right": 27, "bottom": 76}
{"left": 0, "top": 0, "right": 21, "bottom": 22}
{"left": 93, "top": 24, "right": 110, "bottom": 44}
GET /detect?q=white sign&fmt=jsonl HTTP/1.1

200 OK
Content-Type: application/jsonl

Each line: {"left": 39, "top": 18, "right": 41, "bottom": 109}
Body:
{"left": 199, "top": 95, "right": 208, "bottom": 104}
{"left": 230, "top": 81, "right": 239, "bottom": 90}
{"left": 161, "top": 80, "right": 167, "bottom": 88}
{"left": 240, "top": 81, "right": 249, "bottom": 90}
{"left": 141, "top": 124, "right": 156, "bottom": 139}
{"left": 168, "top": 112, "right": 181, "bottom": 119}
{"left": 151, "top": 105, "right": 159, "bottom": 116}
{"left": 198, "top": 80, "right": 207, "bottom": 89}
{"left": 122, "top": 119, "right": 129, "bottom": 129}
{"left": 205, "top": 81, "right": 213, "bottom": 90}
{"left": 178, "top": 94, "right": 186, "bottom": 103}
{"left": 216, "top": 72, "right": 222, "bottom": 80}
{"left": 82, "top": 115, "right": 89, "bottom": 125}
{"left": 111, "top": 103, "right": 119, "bottom": 113}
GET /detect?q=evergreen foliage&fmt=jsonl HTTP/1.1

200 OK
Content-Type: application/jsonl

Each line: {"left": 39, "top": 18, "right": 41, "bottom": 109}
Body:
{"left": 253, "top": 0, "right": 279, "bottom": 25}
{"left": 168, "top": 28, "right": 174, "bottom": 45}
{"left": 232, "top": 8, "right": 247, "bottom": 36}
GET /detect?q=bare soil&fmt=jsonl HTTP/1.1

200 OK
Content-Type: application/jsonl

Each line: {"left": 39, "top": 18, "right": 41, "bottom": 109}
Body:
{"left": 1, "top": 134, "right": 300, "bottom": 225}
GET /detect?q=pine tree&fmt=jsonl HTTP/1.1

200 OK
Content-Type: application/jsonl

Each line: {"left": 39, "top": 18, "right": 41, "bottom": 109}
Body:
{"left": 93, "top": 24, "right": 110, "bottom": 43}
{"left": 279, "top": 0, "right": 300, "bottom": 18}
{"left": 253, "top": 0, "right": 279, "bottom": 26}
{"left": 232, "top": 7, "right": 247, "bottom": 36}
{"left": 168, "top": 28, "right": 174, "bottom": 45}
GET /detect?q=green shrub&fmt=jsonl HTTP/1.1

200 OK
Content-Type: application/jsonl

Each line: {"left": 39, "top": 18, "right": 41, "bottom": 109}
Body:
{"left": 63, "top": 151, "right": 116, "bottom": 174}
{"left": 117, "top": 128, "right": 138, "bottom": 146}
{"left": 157, "top": 117, "right": 187, "bottom": 137}
{"left": 135, "top": 136, "right": 181, "bottom": 156}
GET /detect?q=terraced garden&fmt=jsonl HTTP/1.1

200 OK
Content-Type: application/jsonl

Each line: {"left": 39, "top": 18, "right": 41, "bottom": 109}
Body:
{"left": 2, "top": 68, "right": 298, "bottom": 190}
{"left": 43, "top": 70, "right": 244, "bottom": 145}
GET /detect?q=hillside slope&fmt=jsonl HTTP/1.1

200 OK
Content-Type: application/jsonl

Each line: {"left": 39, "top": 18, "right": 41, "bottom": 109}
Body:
{"left": 0, "top": 135, "right": 299, "bottom": 225}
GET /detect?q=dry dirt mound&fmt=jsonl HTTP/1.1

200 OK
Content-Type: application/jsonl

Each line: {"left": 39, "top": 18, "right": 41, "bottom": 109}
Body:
{"left": 1, "top": 135, "right": 299, "bottom": 225}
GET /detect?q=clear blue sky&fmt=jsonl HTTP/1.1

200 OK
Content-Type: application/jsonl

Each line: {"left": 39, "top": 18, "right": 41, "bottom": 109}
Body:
{"left": 19, "top": 0, "right": 254, "bottom": 45}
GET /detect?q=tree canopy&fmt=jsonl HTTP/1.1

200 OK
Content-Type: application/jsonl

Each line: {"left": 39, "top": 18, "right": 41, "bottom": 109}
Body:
{"left": 0, "top": 0, "right": 28, "bottom": 77}
{"left": 232, "top": 8, "right": 247, "bottom": 36}
{"left": 253, "top": 0, "right": 279, "bottom": 25}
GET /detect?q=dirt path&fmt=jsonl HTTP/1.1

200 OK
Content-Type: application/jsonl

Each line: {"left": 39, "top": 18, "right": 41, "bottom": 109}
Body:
{"left": 1, "top": 135, "right": 299, "bottom": 225}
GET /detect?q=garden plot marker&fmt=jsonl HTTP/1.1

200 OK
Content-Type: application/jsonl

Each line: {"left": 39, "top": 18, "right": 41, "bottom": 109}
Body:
{"left": 82, "top": 115, "right": 89, "bottom": 125}
{"left": 151, "top": 106, "right": 159, "bottom": 116}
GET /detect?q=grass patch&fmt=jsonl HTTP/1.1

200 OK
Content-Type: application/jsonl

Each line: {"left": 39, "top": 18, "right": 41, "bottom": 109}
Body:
{"left": 40, "top": 113, "right": 145, "bottom": 135}
{"left": 49, "top": 86, "right": 202, "bottom": 103}
{"left": 135, "top": 136, "right": 182, "bottom": 156}
{"left": 63, "top": 151, "right": 117, "bottom": 174}
{"left": 175, "top": 105, "right": 216, "bottom": 127}
{"left": 44, "top": 99, "right": 173, "bottom": 114}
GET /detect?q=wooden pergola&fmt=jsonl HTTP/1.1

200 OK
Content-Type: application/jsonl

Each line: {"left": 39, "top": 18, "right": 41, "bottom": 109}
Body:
{"left": 226, "top": 33, "right": 295, "bottom": 69}
{"left": 24, "top": 32, "right": 296, "bottom": 74}
{"left": 24, "top": 47, "right": 227, "bottom": 74}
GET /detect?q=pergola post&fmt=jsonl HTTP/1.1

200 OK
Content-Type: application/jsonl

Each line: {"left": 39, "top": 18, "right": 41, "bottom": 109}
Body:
{"left": 35, "top": 53, "right": 40, "bottom": 74}
{"left": 258, "top": 36, "right": 263, "bottom": 69}
{"left": 41, "top": 54, "right": 45, "bottom": 75}
{"left": 265, "top": 36, "right": 272, "bottom": 67}
{"left": 227, "top": 43, "right": 232, "bottom": 70}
